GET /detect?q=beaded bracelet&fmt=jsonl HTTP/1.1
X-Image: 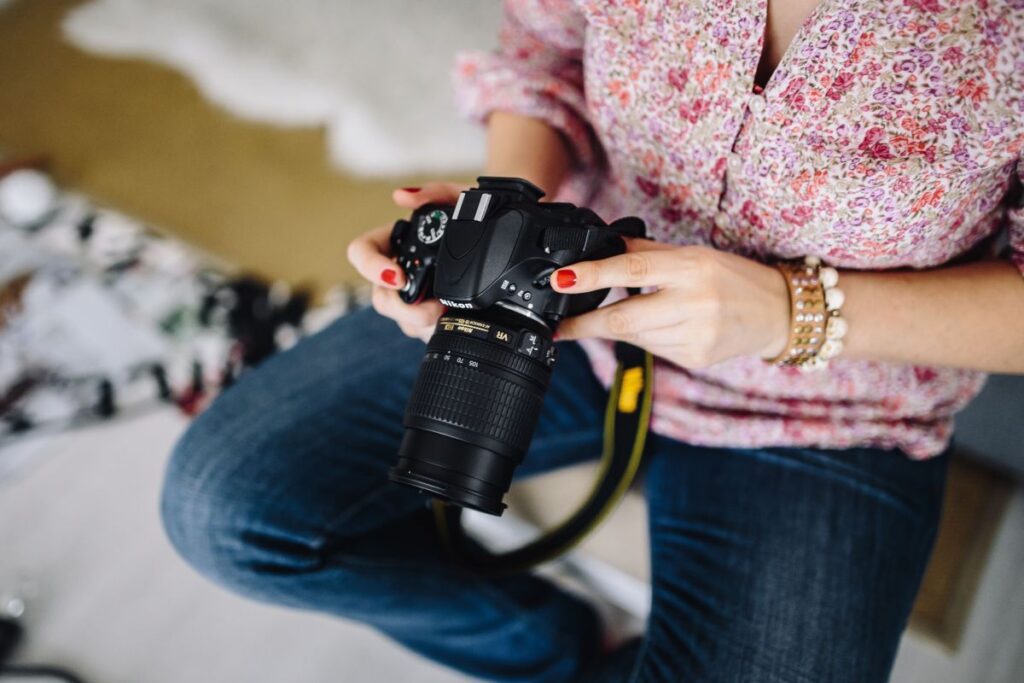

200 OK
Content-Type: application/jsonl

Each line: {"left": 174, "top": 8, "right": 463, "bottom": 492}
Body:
{"left": 766, "top": 256, "right": 848, "bottom": 371}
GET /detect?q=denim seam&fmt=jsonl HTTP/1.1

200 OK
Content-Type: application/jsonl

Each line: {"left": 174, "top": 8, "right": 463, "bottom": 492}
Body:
{"left": 319, "top": 485, "right": 397, "bottom": 543}
{"left": 726, "top": 447, "right": 926, "bottom": 521}
{"left": 626, "top": 634, "right": 651, "bottom": 683}
{"left": 327, "top": 553, "right": 597, "bottom": 666}
{"left": 315, "top": 484, "right": 597, "bottom": 667}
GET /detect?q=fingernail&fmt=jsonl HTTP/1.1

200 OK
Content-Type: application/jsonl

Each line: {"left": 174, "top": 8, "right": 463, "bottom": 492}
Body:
{"left": 556, "top": 269, "right": 577, "bottom": 288}
{"left": 381, "top": 268, "right": 398, "bottom": 286}
{"left": 401, "top": 187, "right": 421, "bottom": 193}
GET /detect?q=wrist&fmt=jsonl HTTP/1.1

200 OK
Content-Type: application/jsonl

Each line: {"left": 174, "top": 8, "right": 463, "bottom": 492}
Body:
{"left": 485, "top": 112, "right": 570, "bottom": 198}
{"left": 760, "top": 264, "right": 792, "bottom": 360}
{"left": 764, "top": 257, "right": 849, "bottom": 370}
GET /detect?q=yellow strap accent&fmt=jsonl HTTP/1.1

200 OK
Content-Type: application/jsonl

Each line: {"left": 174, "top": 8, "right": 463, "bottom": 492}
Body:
{"left": 617, "top": 366, "right": 645, "bottom": 413}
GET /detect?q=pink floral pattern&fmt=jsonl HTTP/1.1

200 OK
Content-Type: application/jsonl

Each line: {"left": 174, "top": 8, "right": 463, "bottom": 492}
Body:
{"left": 454, "top": 0, "right": 1024, "bottom": 459}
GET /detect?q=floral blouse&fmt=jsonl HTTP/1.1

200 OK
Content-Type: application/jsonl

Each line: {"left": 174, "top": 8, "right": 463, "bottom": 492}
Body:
{"left": 453, "top": 0, "right": 1024, "bottom": 459}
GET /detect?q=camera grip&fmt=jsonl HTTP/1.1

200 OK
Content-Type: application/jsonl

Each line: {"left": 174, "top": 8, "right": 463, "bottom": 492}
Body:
{"left": 390, "top": 203, "right": 452, "bottom": 304}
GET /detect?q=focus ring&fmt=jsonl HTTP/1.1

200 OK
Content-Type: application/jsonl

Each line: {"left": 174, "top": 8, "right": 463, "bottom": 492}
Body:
{"left": 428, "top": 332, "right": 551, "bottom": 384}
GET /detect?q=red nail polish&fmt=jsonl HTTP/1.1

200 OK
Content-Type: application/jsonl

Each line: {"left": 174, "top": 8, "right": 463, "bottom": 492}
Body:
{"left": 381, "top": 268, "right": 397, "bottom": 286}
{"left": 401, "top": 187, "right": 421, "bottom": 193}
{"left": 556, "top": 269, "right": 577, "bottom": 288}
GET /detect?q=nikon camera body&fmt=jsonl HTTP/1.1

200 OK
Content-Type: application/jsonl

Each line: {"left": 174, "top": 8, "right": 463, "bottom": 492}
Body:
{"left": 387, "top": 177, "right": 645, "bottom": 515}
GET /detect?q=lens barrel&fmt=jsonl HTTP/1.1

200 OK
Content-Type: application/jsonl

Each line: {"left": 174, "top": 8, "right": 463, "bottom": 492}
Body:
{"left": 389, "top": 305, "right": 555, "bottom": 515}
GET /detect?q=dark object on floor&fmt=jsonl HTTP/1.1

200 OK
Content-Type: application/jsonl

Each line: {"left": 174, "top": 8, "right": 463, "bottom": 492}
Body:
{"left": 0, "top": 617, "right": 88, "bottom": 683}
{"left": 0, "top": 665, "right": 88, "bottom": 683}
{"left": 0, "top": 618, "right": 21, "bottom": 665}
{"left": 200, "top": 275, "right": 311, "bottom": 370}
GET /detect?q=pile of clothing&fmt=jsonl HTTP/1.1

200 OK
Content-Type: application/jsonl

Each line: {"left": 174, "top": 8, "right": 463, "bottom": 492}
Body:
{"left": 0, "top": 162, "right": 362, "bottom": 470}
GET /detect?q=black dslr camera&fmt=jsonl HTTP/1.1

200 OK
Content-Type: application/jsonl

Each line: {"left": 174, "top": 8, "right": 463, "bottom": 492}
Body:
{"left": 387, "top": 177, "right": 644, "bottom": 515}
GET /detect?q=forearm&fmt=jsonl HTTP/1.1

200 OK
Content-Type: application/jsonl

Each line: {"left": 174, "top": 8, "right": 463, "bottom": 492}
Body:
{"left": 841, "top": 260, "right": 1024, "bottom": 373}
{"left": 484, "top": 111, "right": 572, "bottom": 197}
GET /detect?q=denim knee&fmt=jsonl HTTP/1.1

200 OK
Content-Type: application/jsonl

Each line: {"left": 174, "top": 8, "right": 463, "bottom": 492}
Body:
{"left": 160, "top": 413, "right": 269, "bottom": 592}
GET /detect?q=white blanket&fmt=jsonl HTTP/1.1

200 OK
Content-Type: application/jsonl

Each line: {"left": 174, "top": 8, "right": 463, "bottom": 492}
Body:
{"left": 63, "top": 0, "right": 502, "bottom": 177}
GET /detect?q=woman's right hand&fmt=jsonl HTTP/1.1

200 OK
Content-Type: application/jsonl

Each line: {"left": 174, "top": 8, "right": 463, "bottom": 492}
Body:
{"left": 346, "top": 182, "right": 466, "bottom": 341}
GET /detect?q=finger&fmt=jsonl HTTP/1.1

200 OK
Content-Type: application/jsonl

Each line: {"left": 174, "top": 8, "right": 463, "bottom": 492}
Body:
{"left": 629, "top": 326, "right": 685, "bottom": 346}
{"left": 376, "top": 288, "right": 441, "bottom": 329}
{"left": 347, "top": 225, "right": 407, "bottom": 289}
{"left": 555, "top": 292, "right": 684, "bottom": 342}
{"left": 398, "top": 320, "right": 436, "bottom": 342}
{"left": 552, "top": 249, "right": 684, "bottom": 293}
{"left": 370, "top": 284, "right": 396, "bottom": 319}
{"left": 372, "top": 286, "right": 444, "bottom": 328}
{"left": 392, "top": 181, "right": 466, "bottom": 210}
{"left": 404, "top": 300, "right": 445, "bottom": 329}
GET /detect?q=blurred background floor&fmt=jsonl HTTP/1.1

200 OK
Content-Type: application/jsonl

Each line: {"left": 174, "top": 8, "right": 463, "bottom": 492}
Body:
{"left": 0, "top": 411, "right": 472, "bottom": 683}
{"left": 0, "top": 0, "right": 462, "bottom": 296}
{"left": 1, "top": 1, "right": 1022, "bottom": 682}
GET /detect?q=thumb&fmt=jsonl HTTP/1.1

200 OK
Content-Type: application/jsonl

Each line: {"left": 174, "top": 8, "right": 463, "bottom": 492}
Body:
{"left": 392, "top": 181, "right": 466, "bottom": 210}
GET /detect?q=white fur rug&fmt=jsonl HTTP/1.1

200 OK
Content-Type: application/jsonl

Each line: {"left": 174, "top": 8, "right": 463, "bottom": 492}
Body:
{"left": 62, "top": 0, "right": 501, "bottom": 177}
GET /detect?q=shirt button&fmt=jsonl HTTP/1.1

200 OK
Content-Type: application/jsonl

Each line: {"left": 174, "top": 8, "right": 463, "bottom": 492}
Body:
{"left": 749, "top": 94, "right": 766, "bottom": 115}
{"left": 712, "top": 215, "right": 734, "bottom": 248}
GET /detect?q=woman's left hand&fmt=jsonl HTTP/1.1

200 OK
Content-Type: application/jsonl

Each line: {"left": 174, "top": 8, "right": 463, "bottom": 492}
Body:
{"left": 552, "top": 239, "right": 791, "bottom": 368}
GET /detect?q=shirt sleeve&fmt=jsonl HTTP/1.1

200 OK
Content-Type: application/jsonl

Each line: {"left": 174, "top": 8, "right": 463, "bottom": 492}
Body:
{"left": 452, "top": 0, "right": 597, "bottom": 168}
{"left": 1008, "top": 158, "right": 1024, "bottom": 275}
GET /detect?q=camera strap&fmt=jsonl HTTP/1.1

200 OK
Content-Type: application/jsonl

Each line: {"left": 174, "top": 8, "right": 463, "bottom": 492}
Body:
{"left": 432, "top": 340, "right": 654, "bottom": 577}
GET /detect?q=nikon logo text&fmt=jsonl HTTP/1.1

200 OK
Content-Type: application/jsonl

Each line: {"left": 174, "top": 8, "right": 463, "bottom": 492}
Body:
{"left": 439, "top": 299, "right": 476, "bottom": 309}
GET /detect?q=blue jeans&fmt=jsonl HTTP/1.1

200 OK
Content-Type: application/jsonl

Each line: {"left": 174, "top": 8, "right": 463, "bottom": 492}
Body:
{"left": 161, "top": 308, "right": 947, "bottom": 682}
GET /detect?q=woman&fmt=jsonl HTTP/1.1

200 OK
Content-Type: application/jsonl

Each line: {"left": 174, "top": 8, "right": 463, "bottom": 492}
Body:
{"left": 161, "top": 1, "right": 1024, "bottom": 681}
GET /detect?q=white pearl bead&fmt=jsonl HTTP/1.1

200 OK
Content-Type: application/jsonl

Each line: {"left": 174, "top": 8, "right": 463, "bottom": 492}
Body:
{"left": 825, "top": 286, "right": 845, "bottom": 310}
{"left": 804, "top": 255, "right": 822, "bottom": 267}
{"left": 819, "top": 339, "right": 844, "bottom": 359}
{"left": 826, "top": 316, "right": 849, "bottom": 340}
{"left": 820, "top": 266, "right": 839, "bottom": 289}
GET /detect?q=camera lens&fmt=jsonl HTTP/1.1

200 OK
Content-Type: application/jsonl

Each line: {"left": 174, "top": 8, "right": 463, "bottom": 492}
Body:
{"left": 389, "top": 305, "right": 555, "bottom": 515}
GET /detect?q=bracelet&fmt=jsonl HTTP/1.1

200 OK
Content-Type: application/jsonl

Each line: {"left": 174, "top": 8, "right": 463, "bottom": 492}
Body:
{"left": 766, "top": 256, "right": 848, "bottom": 370}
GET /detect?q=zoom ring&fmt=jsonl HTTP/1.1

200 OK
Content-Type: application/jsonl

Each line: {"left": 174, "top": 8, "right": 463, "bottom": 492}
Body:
{"left": 405, "top": 356, "right": 547, "bottom": 454}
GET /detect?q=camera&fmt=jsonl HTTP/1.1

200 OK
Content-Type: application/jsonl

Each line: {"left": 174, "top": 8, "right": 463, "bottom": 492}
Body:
{"left": 387, "top": 177, "right": 645, "bottom": 515}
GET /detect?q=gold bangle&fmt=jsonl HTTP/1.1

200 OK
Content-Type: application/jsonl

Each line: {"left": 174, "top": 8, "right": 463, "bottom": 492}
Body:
{"left": 766, "top": 257, "right": 847, "bottom": 370}
{"left": 766, "top": 260, "right": 827, "bottom": 367}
